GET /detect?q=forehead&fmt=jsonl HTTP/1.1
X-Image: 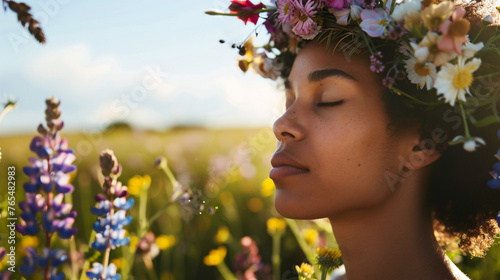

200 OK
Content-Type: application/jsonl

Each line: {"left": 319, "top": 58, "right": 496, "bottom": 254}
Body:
{"left": 288, "top": 42, "right": 375, "bottom": 84}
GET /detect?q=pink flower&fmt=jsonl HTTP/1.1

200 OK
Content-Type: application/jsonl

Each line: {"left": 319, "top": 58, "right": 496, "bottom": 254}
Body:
{"left": 229, "top": 0, "right": 265, "bottom": 25}
{"left": 330, "top": 8, "right": 350, "bottom": 25}
{"left": 438, "top": 7, "right": 470, "bottom": 54}
{"left": 324, "top": 0, "right": 350, "bottom": 10}
{"left": 360, "top": 8, "right": 391, "bottom": 37}
{"left": 277, "top": 0, "right": 298, "bottom": 24}
{"left": 291, "top": 0, "right": 319, "bottom": 38}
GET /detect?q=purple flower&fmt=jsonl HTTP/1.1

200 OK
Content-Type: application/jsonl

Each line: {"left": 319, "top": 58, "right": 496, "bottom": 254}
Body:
{"left": 360, "top": 8, "right": 391, "bottom": 37}
{"left": 382, "top": 77, "right": 395, "bottom": 87}
{"left": 487, "top": 130, "right": 500, "bottom": 189}
{"left": 361, "top": 0, "right": 376, "bottom": 9}
{"left": 20, "top": 247, "right": 38, "bottom": 276}
{"left": 38, "top": 248, "right": 68, "bottom": 268}
{"left": 369, "top": 51, "right": 385, "bottom": 73}
{"left": 277, "top": 0, "right": 298, "bottom": 24}
{"left": 0, "top": 272, "right": 12, "bottom": 280}
{"left": 17, "top": 97, "right": 76, "bottom": 279}
{"left": 87, "top": 150, "right": 133, "bottom": 279}
{"left": 264, "top": 12, "right": 278, "bottom": 34}
{"left": 324, "top": 0, "right": 350, "bottom": 10}
{"left": 0, "top": 246, "right": 11, "bottom": 279}
{"left": 292, "top": 0, "right": 320, "bottom": 39}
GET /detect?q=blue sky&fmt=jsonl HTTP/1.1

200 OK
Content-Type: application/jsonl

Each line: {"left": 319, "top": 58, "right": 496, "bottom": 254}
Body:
{"left": 0, "top": 0, "right": 284, "bottom": 134}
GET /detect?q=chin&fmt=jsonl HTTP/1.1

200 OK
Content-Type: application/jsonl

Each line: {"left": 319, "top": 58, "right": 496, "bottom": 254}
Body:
{"left": 274, "top": 191, "right": 329, "bottom": 220}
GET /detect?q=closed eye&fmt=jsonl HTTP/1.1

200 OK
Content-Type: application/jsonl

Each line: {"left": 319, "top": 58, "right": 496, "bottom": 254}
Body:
{"left": 318, "top": 100, "right": 344, "bottom": 107}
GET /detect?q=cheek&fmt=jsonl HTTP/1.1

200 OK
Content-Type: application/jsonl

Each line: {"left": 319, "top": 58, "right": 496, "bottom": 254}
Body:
{"left": 313, "top": 115, "right": 396, "bottom": 210}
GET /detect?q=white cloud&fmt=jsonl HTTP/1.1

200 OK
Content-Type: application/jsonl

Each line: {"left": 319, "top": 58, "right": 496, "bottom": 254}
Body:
{"left": 26, "top": 44, "right": 130, "bottom": 93}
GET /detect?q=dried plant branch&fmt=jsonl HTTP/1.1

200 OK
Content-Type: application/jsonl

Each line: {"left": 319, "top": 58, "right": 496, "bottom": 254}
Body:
{"left": 2, "top": 0, "right": 46, "bottom": 43}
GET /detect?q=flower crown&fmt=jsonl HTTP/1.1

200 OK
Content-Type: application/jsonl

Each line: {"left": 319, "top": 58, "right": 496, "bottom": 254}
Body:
{"left": 207, "top": 0, "right": 500, "bottom": 154}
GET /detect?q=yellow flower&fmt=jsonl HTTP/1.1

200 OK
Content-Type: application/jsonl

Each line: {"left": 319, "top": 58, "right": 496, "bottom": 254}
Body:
{"left": 19, "top": 236, "right": 39, "bottom": 251}
{"left": 261, "top": 178, "right": 275, "bottom": 197}
{"left": 129, "top": 236, "right": 139, "bottom": 253}
{"left": 295, "top": 262, "right": 315, "bottom": 279}
{"left": 421, "top": 2, "right": 453, "bottom": 31}
{"left": 111, "top": 258, "right": 126, "bottom": 269}
{"left": 214, "top": 226, "right": 231, "bottom": 244}
{"left": 156, "top": 235, "right": 177, "bottom": 250}
{"left": 303, "top": 229, "right": 318, "bottom": 246}
{"left": 267, "top": 217, "right": 286, "bottom": 236}
{"left": 316, "top": 248, "right": 343, "bottom": 270}
{"left": 127, "top": 174, "right": 151, "bottom": 195}
{"left": 203, "top": 246, "right": 227, "bottom": 266}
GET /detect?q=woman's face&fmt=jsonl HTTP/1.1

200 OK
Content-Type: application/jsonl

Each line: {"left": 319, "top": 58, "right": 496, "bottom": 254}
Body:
{"left": 271, "top": 42, "right": 411, "bottom": 219}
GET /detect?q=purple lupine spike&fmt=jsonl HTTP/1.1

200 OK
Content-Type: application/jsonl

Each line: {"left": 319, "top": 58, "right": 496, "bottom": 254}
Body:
{"left": 87, "top": 150, "right": 134, "bottom": 279}
{"left": 17, "top": 97, "right": 76, "bottom": 279}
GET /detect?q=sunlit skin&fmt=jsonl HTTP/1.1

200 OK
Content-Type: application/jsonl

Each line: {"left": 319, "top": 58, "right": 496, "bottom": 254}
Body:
{"left": 270, "top": 42, "right": 469, "bottom": 279}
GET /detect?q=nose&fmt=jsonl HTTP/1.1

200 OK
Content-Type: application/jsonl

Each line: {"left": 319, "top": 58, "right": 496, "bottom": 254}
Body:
{"left": 272, "top": 106, "right": 305, "bottom": 142}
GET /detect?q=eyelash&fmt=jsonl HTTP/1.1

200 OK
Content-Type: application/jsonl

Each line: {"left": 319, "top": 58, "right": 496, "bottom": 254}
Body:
{"left": 318, "top": 100, "right": 344, "bottom": 107}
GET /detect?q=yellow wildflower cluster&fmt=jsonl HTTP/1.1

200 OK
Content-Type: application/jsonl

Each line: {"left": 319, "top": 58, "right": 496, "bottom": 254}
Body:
{"left": 203, "top": 246, "right": 227, "bottom": 266}
{"left": 156, "top": 235, "right": 177, "bottom": 250}
{"left": 128, "top": 174, "right": 151, "bottom": 195}
{"left": 295, "top": 262, "right": 315, "bottom": 280}
{"left": 267, "top": 217, "right": 286, "bottom": 236}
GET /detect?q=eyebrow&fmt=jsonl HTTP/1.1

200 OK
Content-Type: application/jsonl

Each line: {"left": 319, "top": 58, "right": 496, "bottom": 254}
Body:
{"left": 308, "top": 69, "right": 356, "bottom": 83}
{"left": 285, "top": 68, "right": 356, "bottom": 89}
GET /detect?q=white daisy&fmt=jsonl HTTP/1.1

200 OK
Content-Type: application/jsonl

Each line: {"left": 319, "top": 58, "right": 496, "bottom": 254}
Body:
{"left": 434, "top": 56, "right": 481, "bottom": 106}
{"left": 461, "top": 41, "right": 484, "bottom": 59}
{"left": 404, "top": 56, "right": 437, "bottom": 90}
{"left": 391, "top": 0, "right": 421, "bottom": 22}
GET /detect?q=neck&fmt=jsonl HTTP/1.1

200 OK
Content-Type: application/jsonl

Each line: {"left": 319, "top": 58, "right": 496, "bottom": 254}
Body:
{"left": 328, "top": 168, "right": 466, "bottom": 280}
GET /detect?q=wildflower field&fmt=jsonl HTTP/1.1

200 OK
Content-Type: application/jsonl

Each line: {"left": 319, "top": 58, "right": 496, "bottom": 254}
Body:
{"left": 1, "top": 101, "right": 500, "bottom": 279}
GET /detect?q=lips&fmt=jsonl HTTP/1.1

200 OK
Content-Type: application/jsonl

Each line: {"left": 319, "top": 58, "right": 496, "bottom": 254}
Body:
{"left": 270, "top": 151, "right": 309, "bottom": 180}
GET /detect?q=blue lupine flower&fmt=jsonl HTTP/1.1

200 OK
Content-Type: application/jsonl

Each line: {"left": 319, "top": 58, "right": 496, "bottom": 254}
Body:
{"left": 487, "top": 129, "right": 500, "bottom": 189}
{"left": 41, "top": 268, "right": 65, "bottom": 280}
{"left": 17, "top": 97, "right": 77, "bottom": 279}
{"left": 87, "top": 150, "right": 133, "bottom": 279}
{"left": 86, "top": 263, "right": 121, "bottom": 280}
{"left": 38, "top": 248, "right": 68, "bottom": 268}
{"left": 91, "top": 200, "right": 112, "bottom": 215}
{"left": 113, "top": 197, "right": 134, "bottom": 210}
{"left": 489, "top": 129, "right": 500, "bottom": 227}
{"left": 20, "top": 247, "right": 38, "bottom": 275}
{"left": 487, "top": 161, "right": 500, "bottom": 189}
